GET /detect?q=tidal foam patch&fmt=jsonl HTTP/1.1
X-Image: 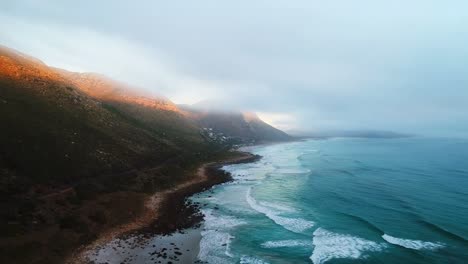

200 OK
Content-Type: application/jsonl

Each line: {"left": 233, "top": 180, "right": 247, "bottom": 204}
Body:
{"left": 202, "top": 209, "right": 246, "bottom": 229}
{"left": 199, "top": 230, "right": 234, "bottom": 263}
{"left": 240, "top": 255, "right": 270, "bottom": 264}
{"left": 311, "top": 228, "right": 386, "bottom": 264}
{"left": 198, "top": 209, "right": 246, "bottom": 263}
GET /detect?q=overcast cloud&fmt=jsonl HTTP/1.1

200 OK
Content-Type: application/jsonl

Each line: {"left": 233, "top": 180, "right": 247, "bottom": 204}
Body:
{"left": 1, "top": 1, "right": 467, "bottom": 136}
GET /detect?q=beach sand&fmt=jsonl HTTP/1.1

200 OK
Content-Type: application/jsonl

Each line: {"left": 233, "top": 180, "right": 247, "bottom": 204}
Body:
{"left": 87, "top": 228, "right": 201, "bottom": 264}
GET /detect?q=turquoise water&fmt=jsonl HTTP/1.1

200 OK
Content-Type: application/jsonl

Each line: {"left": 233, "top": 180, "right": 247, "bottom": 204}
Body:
{"left": 192, "top": 138, "right": 468, "bottom": 263}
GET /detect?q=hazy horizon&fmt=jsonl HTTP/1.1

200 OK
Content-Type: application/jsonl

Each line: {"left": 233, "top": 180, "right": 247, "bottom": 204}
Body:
{"left": 1, "top": 1, "right": 467, "bottom": 137}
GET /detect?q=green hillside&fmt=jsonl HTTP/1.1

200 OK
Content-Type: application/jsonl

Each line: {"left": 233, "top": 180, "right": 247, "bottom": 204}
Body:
{"left": 0, "top": 46, "right": 224, "bottom": 264}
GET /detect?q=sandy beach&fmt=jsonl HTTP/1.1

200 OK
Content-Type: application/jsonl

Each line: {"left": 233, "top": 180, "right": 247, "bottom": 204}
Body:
{"left": 67, "top": 151, "right": 260, "bottom": 264}
{"left": 87, "top": 228, "right": 202, "bottom": 263}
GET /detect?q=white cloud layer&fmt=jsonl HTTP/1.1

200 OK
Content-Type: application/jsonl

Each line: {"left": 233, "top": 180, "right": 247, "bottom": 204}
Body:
{"left": 1, "top": 1, "right": 468, "bottom": 136}
{"left": 0, "top": 13, "right": 227, "bottom": 103}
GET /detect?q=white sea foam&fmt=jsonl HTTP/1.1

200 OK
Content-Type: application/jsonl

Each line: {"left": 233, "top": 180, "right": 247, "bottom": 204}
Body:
{"left": 229, "top": 169, "right": 250, "bottom": 178}
{"left": 198, "top": 209, "right": 246, "bottom": 263}
{"left": 224, "top": 165, "right": 270, "bottom": 183}
{"left": 382, "top": 234, "right": 444, "bottom": 250}
{"left": 261, "top": 239, "right": 311, "bottom": 248}
{"left": 202, "top": 209, "right": 246, "bottom": 230}
{"left": 240, "top": 255, "right": 270, "bottom": 264}
{"left": 311, "top": 228, "right": 386, "bottom": 264}
{"left": 199, "top": 230, "right": 234, "bottom": 263}
{"left": 246, "top": 187, "right": 314, "bottom": 233}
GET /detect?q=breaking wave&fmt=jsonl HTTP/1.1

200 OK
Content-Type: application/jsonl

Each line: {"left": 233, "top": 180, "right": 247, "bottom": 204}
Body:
{"left": 311, "top": 228, "right": 386, "bottom": 264}
{"left": 382, "top": 234, "right": 444, "bottom": 250}
{"left": 246, "top": 187, "right": 314, "bottom": 233}
{"left": 261, "top": 239, "right": 311, "bottom": 248}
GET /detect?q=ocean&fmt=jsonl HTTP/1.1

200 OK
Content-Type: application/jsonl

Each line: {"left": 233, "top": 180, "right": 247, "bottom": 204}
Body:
{"left": 191, "top": 137, "right": 468, "bottom": 263}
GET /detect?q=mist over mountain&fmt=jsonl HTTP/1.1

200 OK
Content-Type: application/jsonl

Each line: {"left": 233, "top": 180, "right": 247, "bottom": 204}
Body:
{"left": 1, "top": 1, "right": 467, "bottom": 263}
{"left": 181, "top": 103, "right": 292, "bottom": 143}
{"left": 288, "top": 129, "right": 412, "bottom": 139}
{"left": 2, "top": 1, "right": 467, "bottom": 137}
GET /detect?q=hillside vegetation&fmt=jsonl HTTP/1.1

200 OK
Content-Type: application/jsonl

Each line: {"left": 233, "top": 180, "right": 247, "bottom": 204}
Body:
{"left": 0, "top": 46, "right": 224, "bottom": 264}
{"left": 0, "top": 45, "right": 290, "bottom": 264}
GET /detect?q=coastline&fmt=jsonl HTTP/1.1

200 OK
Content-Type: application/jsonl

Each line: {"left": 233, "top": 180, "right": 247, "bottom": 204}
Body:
{"left": 68, "top": 151, "right": 261, "bottom": 264}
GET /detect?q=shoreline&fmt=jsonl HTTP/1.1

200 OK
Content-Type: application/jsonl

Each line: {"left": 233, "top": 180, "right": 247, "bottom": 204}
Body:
{"left": 68, "top": 151, "right": 261, "bottom": 263}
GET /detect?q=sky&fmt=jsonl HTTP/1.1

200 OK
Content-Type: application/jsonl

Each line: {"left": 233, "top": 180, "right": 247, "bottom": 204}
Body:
{"left": 1, "top": 1, "right": 468, "bottom": 137}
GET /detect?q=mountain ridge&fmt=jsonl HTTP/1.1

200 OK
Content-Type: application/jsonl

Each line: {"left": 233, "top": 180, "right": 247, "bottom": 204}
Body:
{"left": 0, "top": 45, "right": 216, "bottom": 264}
{"left": 180, "top": 104, "right": 292, "bottom": 144}
{"left": 0, "top": 45, "right": 291, "bottom": 264}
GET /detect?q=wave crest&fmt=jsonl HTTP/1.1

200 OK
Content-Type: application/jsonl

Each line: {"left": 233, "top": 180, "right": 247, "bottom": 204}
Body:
{"left": 382, "top": 234, "right": 444, "bottom": 250}
{"left": 261, "top": 239, "right": 311, "bottom": 248}
{"left": 246, "top": 187, "right": 314, "bottom": 233}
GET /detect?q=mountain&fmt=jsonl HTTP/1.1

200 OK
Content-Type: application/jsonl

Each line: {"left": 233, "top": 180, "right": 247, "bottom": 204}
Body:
{"left": 0, "top": 45, "right": 214, "bottom": 189}
{"left": 180, "top": 105, "right": 292, "bottom": 144}
{"left": 0, "top": 45, "right": 291, "bottom": 264}
{"left": 0, "top": 45, "right": 225, "bottom": 264}
{"left": 0, "top": 45, "right": 292, "bottom": 264}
